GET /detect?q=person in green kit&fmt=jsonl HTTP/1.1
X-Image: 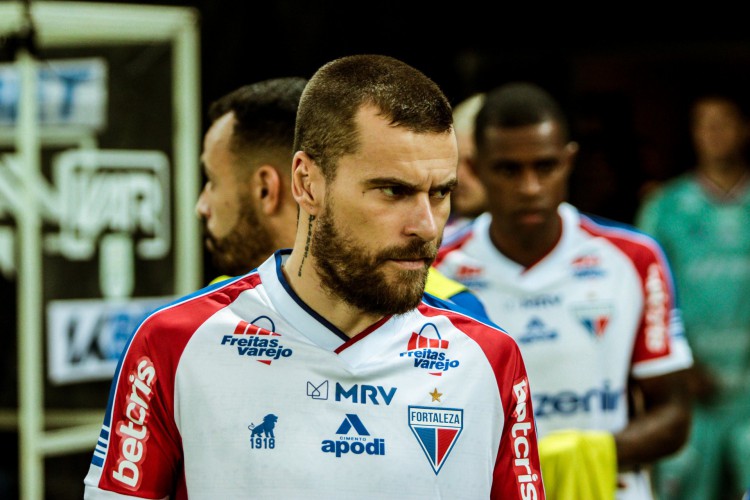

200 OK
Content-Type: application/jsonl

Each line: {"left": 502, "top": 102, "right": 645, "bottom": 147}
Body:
{"left": 636, "top": 91, "right": 750, "bottom": 500}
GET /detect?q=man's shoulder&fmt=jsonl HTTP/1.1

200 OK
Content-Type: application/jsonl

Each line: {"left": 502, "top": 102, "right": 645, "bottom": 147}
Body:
{"left": 641, "top": 173, "right": 698, "bottom": 207}
{"left": 144, "top": 273, "right": 263, "bottom": 334}
{"left": 579, "top": 210, "right": 661, "bottom": 246}
{"left": 577, "top": 209, "right": 671, "bottom": 267}
{"left": 424, "top": 267, "right": 488, "bottom": 318}
{"left": 417, "top": 295, "right": 515, "bottom": 353}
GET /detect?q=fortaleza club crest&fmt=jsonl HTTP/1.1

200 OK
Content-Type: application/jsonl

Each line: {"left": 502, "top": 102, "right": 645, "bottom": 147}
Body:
{"left": 408, "top": 406, "right": 463, "bottom": 474}
{"left": 220, "top": 315, "right": 293, "bottom": 364}
{"left": 399, "top": 323, "right": 460, "bottom": 376}
{"left": 573, "top": 302, "right": 613, "bottom": 339}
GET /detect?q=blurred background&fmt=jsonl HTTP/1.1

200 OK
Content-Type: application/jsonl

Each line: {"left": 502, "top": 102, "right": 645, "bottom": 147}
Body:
{"left": 186, "top": 0, "right": 750, "bottom": 228}
{"left": 1, "top": 0, "right": 749, "bottom": 498}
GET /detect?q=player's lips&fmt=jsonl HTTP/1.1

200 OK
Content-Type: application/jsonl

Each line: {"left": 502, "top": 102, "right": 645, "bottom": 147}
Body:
{"left": 380, "top": 242, "right": 437, "bottom": 270}
{"left": 383, "top": 250, "right": 436, "bottom": 269}
{"left": 389, "top": 258, "right": 431, "bottom": 270}
{"left": 515, "top": 208, "right": 547, "bottom": 224}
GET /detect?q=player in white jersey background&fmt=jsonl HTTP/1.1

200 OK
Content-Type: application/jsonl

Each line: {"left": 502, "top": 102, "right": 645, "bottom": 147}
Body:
{"left": 433, "top": 81, "right": 693, "bottom": 500}
{"left": 443, "top": 92, "right": 488, "bottom": 242}
{"left": 83, "top": 55, "right": 545, "bottom": 499}
{"left": 196, "top": 76, "right": 309, "bottom": 278}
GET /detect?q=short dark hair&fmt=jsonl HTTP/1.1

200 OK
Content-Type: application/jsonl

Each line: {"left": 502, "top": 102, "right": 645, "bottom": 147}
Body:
{"left": 689, "top": 92, "right": 749, "bottom": 126}
{"left": 294, "top": 54, "right": 453, "bottom": 180}
{"left": 208, "top": 77, "right": 308, "bottom": 178}
{"left": 475, "top": 82, "right": 570, "bottom": 152}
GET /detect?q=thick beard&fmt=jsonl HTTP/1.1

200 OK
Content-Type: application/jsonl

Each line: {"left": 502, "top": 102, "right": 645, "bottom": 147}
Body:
{"left": 203, "top": 197, "right": 275, "bottom": 277}
{"left": 310, "top": 205, "right": 437, "bottom": 316}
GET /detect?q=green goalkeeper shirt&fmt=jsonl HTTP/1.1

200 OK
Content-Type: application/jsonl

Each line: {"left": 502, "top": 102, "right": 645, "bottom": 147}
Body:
{"left": 636, "top": 171, "right": 750, "bottom": 407}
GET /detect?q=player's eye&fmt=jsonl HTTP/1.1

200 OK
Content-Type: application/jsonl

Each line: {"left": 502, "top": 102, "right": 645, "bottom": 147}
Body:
{"left": 431, "top": 187, "right": 452, "bottom": 199}
{"left": 492, "top": 161, "right": 521, "bottom": 176}
{"left": 535, "top": 159, "right": 560, "bottom": 175}
{"left": 381, "top": 186, "right": 409, "bottom": 197}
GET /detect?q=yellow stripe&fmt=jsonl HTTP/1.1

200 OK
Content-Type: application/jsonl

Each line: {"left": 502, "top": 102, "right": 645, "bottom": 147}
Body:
{"left": 209, "top": 275, "right": 232, "bottom": 286}
{"left": 425, "top": 267, "right": 467, "bottom": 300}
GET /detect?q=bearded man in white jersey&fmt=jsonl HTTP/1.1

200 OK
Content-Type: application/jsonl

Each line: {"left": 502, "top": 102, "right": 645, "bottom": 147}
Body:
{"left": 196, "top": 78, "right": 487, "bottom": 314}
{"left": 83, "top": 55, "right": 545, "bottom": 499}
{"left": 434, "top": 81, "right": 693, "bottom": 499}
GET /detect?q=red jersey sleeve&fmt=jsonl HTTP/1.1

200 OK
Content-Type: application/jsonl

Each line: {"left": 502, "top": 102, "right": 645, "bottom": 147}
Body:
{"left": 491, "top": 341, "right": 546, "bottom": 500}
{"left": 85, "top": 309, "right": 187, "bottom": 498}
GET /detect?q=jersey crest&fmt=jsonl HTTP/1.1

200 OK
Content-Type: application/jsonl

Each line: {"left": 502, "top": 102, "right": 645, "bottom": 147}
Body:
{"left": 573, "top": 303, "right": 613, "bottom": 339}
{"left": 408, "top": 406, "right": 463, "bottom": 474}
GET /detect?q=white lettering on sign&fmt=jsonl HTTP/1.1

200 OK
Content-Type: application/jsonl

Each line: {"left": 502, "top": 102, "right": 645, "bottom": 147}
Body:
{"left": 0, "top": 58, "right": 107, "bottom": 129}
{"left": 46, "top": 296, "right": 174, "bottom": 384}
{"left": 0, "top": 148, "right": 171, "bottom": 282}
{"left": 54, "top": 149, "right": 170, "bottom": 260}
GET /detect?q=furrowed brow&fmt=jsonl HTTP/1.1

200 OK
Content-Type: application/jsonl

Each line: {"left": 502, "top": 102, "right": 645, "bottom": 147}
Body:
{"left": 435, "top": 178, "right": 458, "bottom": 193}
{"left": 365, "top": 177, "right": 419, "bottom": 192}
{"left": 365, "top": 177, "right": 458, "bottom": 192}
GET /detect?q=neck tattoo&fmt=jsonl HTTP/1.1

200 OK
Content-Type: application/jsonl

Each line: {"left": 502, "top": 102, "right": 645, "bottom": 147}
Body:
{"left": 298, "top": 214, "right": 315, "bottom": 276}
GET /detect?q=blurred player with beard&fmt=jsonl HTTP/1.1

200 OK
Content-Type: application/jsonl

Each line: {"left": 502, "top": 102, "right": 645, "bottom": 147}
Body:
{"left": 83, "top": 55, "right": 544, "bottom": 499}
{"left": 196, "top": 77, "right": 307, "bottom": 279}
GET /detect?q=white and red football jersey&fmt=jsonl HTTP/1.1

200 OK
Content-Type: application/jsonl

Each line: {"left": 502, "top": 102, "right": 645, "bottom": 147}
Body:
{"left": 84, "top": 250, "right": 545, "bottom": 499}
{"left": 434, "top": 202, "right": 693, "bottom": 499}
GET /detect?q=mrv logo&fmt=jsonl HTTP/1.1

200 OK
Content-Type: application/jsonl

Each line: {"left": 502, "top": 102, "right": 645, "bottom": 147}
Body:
{"left": 220, "top": 316, "right": 293, "bottom": 364}
{"left": 321, "top": 414, "right": 385, "bottom": 458}
{"left": 534, "top": 381, "right": 623, "bottom": 418}
{"left": 307, "top": 380, "right": 396, "bottom": 405}
{"left": 399, "top": 323, "right": 460, "bottom": 376}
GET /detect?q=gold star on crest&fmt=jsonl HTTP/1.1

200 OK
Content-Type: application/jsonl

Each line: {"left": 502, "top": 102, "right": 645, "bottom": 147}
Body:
{"left": 429, "top": 388, "right": 442, "bottom": 402}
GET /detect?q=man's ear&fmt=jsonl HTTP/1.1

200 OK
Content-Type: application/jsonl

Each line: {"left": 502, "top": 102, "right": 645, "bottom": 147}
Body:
{"left": 291, "top": 151, "right": 323, "bottom": 216}
{"left": 253, "top": 165, "right": 284, "bottom": 216}
{"left": 563, "top": 141, "right": 580, "bottom": 174}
